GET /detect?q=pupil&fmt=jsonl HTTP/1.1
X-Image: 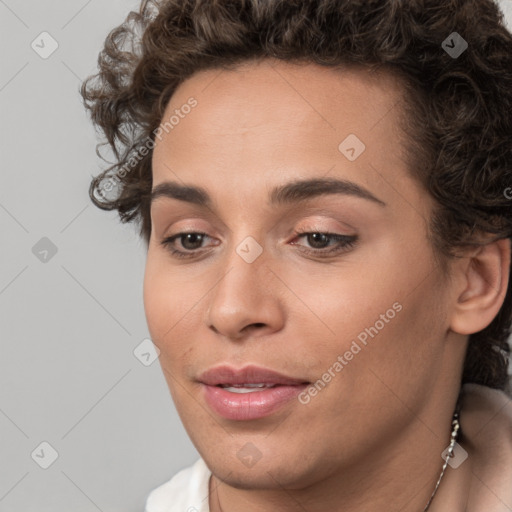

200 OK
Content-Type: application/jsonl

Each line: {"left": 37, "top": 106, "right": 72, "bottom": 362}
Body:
{"left": 182, "top": 233, "right": 203, "bottom": 250}
{"left": 308, "top": 233, "right": 329, "bottom": 248}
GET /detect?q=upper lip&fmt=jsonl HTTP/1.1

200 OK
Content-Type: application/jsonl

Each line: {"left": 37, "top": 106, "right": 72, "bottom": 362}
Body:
{"left": 197, "top": 364, "right": 309, "bottom": 386}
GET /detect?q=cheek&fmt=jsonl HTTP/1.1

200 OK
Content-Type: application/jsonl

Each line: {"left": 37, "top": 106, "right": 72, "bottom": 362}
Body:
{"left": 277, "top": 256, "right": 408, "bottom": 347}
{"left": 143, "top": 256, "right": 164, "bottom": 340}
{"left": 337, "top": 272, "right": 448, "bottom": 402}
{"left": 143, "top": 255, "right": 182, "bottom": 351}
{"left": 143, "top": 253, "right": 209, "bottom": 367}
{"left": 284, "top": 240, "right": 444, "bottom": 375}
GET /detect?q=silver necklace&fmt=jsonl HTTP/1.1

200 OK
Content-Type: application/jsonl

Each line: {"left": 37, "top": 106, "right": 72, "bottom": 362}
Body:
{"left": 423, "top": 402, "right": 462, "bottom": 511}
{"left": 215, "top": 402, "right": 462, "bottom": 512}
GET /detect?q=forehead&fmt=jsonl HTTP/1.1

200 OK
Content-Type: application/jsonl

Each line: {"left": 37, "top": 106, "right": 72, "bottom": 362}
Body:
{"left": 160, "top": 59, "right": 403, "bottom": 130}
{"left": 151, "top": 59, "right": 411, "bottom": 205}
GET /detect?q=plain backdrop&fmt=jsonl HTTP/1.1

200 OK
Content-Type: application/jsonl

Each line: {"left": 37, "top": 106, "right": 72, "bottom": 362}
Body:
{"left": 1, "top": 1, "right": 511, "bottom": 510}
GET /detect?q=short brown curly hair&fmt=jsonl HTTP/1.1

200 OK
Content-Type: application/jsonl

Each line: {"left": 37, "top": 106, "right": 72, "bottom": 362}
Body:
{"left": 80, "top": 0, "right": 512, "bottom": 394}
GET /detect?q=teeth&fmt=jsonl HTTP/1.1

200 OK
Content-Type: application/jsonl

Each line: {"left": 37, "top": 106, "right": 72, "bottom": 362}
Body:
{"left": 222, "top": 386, "right": 274, "bottom": 393}
{"left": 220, "top": 383, "right": 277, "bottom": 393}
{"left": 221, "top": 383, "right": 275, "bottom": 388}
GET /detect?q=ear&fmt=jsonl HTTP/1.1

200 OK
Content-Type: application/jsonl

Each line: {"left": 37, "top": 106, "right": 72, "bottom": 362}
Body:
{"left": 450, "top": 238, "right": 511, "bottom": 335}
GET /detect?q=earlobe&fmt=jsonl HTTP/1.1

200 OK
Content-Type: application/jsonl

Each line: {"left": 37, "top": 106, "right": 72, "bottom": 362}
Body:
{"left": 450, "top": 238, "right": 511, "bottom": 336}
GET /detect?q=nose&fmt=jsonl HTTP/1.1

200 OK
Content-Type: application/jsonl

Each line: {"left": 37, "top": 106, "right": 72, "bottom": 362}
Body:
{"left": 205, "top": 243, "right": 285, "bottom": 341}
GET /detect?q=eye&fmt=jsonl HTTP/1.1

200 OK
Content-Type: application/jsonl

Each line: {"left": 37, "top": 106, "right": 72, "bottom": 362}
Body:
{"left": 159, "top": 230, "right": 358, "bottom": 260}
{"left": 290, "top": 230, "right": 358, "bottom": 256}
{"left": 160, "top": 232, "right": 215, "bottom": 259}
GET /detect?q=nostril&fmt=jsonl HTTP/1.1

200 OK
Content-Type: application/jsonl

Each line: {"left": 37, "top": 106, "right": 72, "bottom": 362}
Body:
{"left": 242, "top": 323, "right": 266, "bottom": 333}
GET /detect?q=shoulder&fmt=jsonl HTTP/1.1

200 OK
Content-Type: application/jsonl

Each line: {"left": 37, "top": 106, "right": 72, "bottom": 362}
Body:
{"left": 460, "top": 382, "right": 512, "bottom": 447}
{"left": 144, "top": 457, "right": 212, "bottom": 512}
{"left": 459, "top": 383, "right": 512, "bottom": 511}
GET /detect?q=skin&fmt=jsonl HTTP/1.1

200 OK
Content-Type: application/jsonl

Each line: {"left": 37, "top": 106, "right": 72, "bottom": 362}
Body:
{"left": 143, "top": 59, "right": 510, "bottom": 512}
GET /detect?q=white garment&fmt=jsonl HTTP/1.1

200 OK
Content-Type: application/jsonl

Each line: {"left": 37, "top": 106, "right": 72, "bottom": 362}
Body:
{"left": 144, "top": 383, "right": 512, "bottom": 512}
{"left": 144, "top": 457, "right": 211, "bottom": 512}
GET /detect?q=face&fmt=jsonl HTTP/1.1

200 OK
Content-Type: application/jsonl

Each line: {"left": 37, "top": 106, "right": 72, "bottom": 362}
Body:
{"left": 144, "top": 59, "right": 460, "bottom": 489}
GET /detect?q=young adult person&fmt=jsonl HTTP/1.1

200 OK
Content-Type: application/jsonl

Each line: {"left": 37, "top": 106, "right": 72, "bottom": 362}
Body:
{"left": 81, "top": 1, "right": 512, "bottom": 510}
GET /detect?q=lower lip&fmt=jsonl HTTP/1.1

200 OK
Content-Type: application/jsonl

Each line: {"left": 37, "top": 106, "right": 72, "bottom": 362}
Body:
{"left": 202, "top": 384, "right": 308, "bottom": 420}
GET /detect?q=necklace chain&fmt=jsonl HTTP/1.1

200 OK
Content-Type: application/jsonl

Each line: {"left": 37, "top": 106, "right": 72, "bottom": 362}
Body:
{"left": 215, "top": 402, "right": 462, "bottom": 512}
{"left": 423, "top": 402, "right": 462, "bottom": 511}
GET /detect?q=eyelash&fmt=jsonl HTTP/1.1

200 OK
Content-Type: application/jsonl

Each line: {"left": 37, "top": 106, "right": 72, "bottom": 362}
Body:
{"left": 159, "top": 229, "right": 358, "bottom": 260}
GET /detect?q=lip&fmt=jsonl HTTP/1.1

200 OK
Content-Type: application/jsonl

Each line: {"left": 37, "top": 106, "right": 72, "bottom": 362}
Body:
{"left": 197, "top": 364, "right": 310, "bottom": 421}
{"left": 197, "top": 364, "right": 309, "bottom": 386}
{"left": 202, "top": 383, "right": 308, "bottom": 420}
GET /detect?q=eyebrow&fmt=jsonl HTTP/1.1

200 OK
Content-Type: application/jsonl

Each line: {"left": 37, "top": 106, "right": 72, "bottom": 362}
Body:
{"left": 150, "top": 177, "right": 386, "bottom": 208}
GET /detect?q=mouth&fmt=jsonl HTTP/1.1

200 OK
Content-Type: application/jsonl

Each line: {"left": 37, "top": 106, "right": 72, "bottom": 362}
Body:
{"left": 202, "top": 382, "right": 309, "bottom": 420}
{"left": 199, "top": 365, "right": 310, "bottom": 421}
{"left": 215, "top": 383, "right": 301, "bottom": 393}
{"left": 197, "top": 365, "right": 310, "bottom": 420}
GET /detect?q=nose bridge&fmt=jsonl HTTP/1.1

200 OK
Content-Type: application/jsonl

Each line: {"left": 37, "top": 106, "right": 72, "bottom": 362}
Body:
{"left": 205, "top": 235, "right": 284, "bottom": 338}
{"left": 211, "top": 235, "right": 269, "bottom": 311}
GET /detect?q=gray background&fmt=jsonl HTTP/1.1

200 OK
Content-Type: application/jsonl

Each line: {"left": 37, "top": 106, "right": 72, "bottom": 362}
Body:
{"left": 1, "top": 1, "right": 511, "bottom": 511}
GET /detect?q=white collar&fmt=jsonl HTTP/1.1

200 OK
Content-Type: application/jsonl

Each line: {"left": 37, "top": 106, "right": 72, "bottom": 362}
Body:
{"left": 145, "top": 456, "right": 211, "bottom": 512}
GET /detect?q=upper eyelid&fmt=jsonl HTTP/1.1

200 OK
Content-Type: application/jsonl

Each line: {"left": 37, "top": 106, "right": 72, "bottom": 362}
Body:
{"left": 151, "top": 205, "right": 359, "bottom": 233}
{"left": 160, "top": 214, "right": 357, "bottom": 234}
{"left": 164, "top": 227, "right": 353, "bottom": 241}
